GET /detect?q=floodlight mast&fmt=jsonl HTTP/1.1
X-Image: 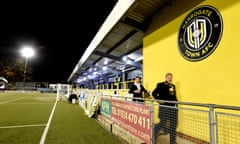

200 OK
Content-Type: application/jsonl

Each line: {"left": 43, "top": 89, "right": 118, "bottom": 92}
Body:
{"left": 21, "top": 46, "right": 34, "bottom": 89}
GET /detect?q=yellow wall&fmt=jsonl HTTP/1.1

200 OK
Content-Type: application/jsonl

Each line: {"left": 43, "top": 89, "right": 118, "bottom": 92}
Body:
{"left": 143, "top": 0, "right": 240, "bottom": 106}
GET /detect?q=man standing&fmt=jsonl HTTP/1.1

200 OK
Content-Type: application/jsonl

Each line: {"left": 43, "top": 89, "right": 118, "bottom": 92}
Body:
{"left": 152, "top": 73, "right": 178, "bottom": 144}
{"left": 129, "top": 76, "right": 149, "bottom": 103}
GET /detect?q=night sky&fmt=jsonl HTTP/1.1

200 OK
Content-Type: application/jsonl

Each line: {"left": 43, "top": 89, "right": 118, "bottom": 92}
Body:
{"left": 0, "top": 1, "right": 117, "bottom": 83}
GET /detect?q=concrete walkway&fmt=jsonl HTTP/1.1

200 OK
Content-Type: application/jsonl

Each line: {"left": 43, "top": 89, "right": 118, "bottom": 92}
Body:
{"left": 156, "top": 133, "right": 196, "bottom": 144}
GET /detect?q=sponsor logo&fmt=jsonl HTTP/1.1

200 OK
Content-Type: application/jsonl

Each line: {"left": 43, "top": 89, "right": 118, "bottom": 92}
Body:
{"left": 178, "top": 5, "right": 223, "bottom": 61}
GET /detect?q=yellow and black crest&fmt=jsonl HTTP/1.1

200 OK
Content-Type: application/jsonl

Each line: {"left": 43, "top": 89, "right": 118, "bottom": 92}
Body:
{"left": 178, "top": 5, "right": 223, "bottom": 61}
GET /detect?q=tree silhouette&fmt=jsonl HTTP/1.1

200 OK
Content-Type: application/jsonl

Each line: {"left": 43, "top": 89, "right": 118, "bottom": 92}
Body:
{"left": 0, "top": 56, "right": 32, "bottom": 83}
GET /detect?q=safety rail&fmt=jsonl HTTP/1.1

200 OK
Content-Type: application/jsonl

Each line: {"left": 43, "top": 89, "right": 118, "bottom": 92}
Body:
{"left": 76, "top": 89, "right": 240, "bottom": 144}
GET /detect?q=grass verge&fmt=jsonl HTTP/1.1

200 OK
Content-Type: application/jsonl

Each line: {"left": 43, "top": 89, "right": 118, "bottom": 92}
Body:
{"left": 45, "top": 101, "right": 122, "bottom": 144}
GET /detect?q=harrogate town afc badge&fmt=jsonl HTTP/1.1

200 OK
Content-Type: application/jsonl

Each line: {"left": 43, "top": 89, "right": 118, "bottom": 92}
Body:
{"left": 178, "top": 5, "right": 223, "bottom": 61}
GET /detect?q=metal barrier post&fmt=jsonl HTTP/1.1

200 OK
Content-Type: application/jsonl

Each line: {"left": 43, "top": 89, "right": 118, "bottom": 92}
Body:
{"left": 209, "top": 104, "right": 215, "bottom": 144}
{"left": 150, "top": 100, "right": 155, "bottom": 144}
{"left": 215, "top": 112, "right": 219, "bottom": 144}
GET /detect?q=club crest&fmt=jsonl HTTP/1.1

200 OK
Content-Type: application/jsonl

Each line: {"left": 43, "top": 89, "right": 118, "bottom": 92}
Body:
{"left": 178, "top": 5, "right": 223, "bottom": 61}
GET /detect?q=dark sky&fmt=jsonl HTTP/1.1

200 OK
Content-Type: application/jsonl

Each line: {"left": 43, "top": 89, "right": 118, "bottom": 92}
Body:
{"left": 0, "top": 1, "right": 117, "bottom": 83}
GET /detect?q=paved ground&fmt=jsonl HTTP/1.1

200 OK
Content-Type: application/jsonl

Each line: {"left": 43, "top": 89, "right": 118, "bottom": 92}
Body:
{"left": 156, "top": 133, "right": 196, "bottom": 144}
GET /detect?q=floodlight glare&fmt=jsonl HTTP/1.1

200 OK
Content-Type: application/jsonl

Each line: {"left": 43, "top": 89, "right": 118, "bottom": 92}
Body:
{"left": 21, "top": 46, "right": 34, "bottom": 58}
{"left": 20, "top": 45, "right": 35, "bottom": 86}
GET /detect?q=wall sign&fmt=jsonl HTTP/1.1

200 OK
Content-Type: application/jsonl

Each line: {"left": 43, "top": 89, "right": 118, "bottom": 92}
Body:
{"left": 100, "top": 98, "right": 152, "bottom": 144}
{"left": 178, "top": 5, "right": 223, "bottom": 61}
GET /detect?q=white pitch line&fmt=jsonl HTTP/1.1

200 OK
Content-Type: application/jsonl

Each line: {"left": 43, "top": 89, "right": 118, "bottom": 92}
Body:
{"left": 39, "top": 99, "right": 58, "bottom": 144}
{"left": 2, "top": 103, "right": 53, "bottom": 105}
{"left": 0, "top": 96, "right": 30, "bottom": 105}
{"left": 0, "top": 124, "right": 46, "bottom": 129}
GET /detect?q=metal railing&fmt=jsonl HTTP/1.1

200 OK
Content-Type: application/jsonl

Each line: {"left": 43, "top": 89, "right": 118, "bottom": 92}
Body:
{"left": 77, "top": 89, "right": 240, "bottom": 144}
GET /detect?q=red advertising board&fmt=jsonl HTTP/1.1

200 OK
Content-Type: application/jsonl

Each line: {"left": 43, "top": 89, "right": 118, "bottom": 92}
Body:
{"left": 101, "top": 98, "right": 152, "bottom": 144}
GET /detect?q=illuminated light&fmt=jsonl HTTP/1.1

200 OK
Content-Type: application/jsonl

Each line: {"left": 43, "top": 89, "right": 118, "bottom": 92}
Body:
{"left": 122, "top": 56, "right": 128, "bottom": 61}
{"left": 102, "top": 66, "right": 107, "bottom": 71}
{"left": 21, "top": 46, "right": 34, "bottom": 58}
{"left": 104, "top": 60, "right": 108, "bottom": 65}
{"left": 77, "top": 79, "right": 82, "bottom": 83}
{"left": 21, "top": 45, "right": 35, "bottom": 84}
